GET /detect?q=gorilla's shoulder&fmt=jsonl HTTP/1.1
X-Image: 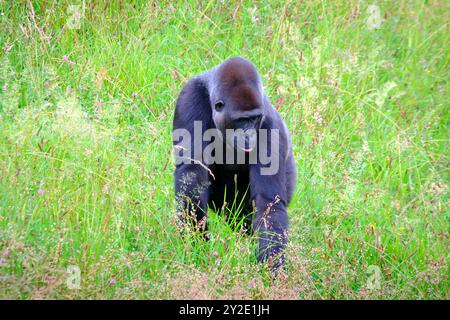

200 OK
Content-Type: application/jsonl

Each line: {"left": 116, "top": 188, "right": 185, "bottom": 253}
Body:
{"left": 176, "top": 77, "right": 208, "bottom": 107}
{"left": 173, "top": 76, "right": 213, "bottom": 129}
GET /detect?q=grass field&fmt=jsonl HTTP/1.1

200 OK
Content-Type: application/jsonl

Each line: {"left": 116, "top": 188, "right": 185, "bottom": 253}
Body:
{"left": 0, "top": 0, "right": 448, "bottom": 299}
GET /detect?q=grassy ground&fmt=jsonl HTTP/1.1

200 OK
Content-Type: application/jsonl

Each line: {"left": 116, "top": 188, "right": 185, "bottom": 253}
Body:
{"left": 0, "top": 0, "right": 448, "bottom": 299}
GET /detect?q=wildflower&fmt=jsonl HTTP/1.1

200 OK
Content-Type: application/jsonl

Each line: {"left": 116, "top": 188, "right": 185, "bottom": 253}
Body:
{"left": 421, "top": 58, "right": 429, "bottom": 68}
{"left": 37, "top": 189, "right": 44, "bottom": 196}
{"left": 249, "top": 278, "right": 258, "bottom": 288}
{"left": 276, "top": 97, "right": 281, "bottom": 104}
{"left": 313, "top": 110, "right": 323, "bottom": 125}
{"left": 383, "top": 62, "right": 393, "bottom": 69}
{"left": 109, "top": 278, "right": 116, "bottom": 285}
{"left": 2, "top": 249, "right": 9, "bottom": 257}
{"left": 3, "top": 44, "right": 13, "bottom": 54}
{"left": 0, "top": 258, "right": 6, "bottom": 264}
{"left": 213, "top": 251, "right": 219, "bottom": 258}
{"left": 2, "top": 83, "right": 7, "bottom": 92}
{"left": 132, "top": 92, "right": 138, "bottom": 99}
{"left": 68, "top": 61, "right": 74, "bottom": 68}
{"left": 429, "top": 182, "right": 447, "bottom": 196}
{"left": 62, "top": 55, "right": 69, "bottom": 62}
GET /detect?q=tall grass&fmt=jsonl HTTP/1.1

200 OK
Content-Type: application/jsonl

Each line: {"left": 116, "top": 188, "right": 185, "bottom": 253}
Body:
{"left": 0, "top": 0, "right": 448, "bottom": 299}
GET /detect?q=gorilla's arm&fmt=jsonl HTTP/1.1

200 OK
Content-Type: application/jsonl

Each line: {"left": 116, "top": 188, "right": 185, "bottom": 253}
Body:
{"left": 250, "top": 111, "right": 290, "bottom": 271}
{"left": 173, "top": 78, "right": 213, "bottom": 234}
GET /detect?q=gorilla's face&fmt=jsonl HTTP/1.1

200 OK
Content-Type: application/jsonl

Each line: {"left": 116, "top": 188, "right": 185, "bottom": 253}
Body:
{"left": 211, "top": 85, "right": 264, "bottom": 153}
{"left": 210, "top": 59, "right": 265, "bottom": 153}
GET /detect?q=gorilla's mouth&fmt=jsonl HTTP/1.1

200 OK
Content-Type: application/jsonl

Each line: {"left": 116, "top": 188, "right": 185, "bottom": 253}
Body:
{"left": 236, "top": 131, "right": 257, "bottom": 153}
{"left": 225, "top": 114, "right": 262, "bottom": 153}
{"left": 239, "top": 147, "right": 254, "bottom": 153}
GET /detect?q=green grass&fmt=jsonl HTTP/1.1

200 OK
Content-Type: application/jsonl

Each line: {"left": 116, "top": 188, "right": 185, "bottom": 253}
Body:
{"left": 0, "top": 0, "right": 448, "bottom": 299}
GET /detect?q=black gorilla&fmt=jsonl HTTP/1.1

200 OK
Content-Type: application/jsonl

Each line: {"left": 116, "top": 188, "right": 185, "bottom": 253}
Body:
{"left": 172, "top": 57, "right": 296, "bottom": 270}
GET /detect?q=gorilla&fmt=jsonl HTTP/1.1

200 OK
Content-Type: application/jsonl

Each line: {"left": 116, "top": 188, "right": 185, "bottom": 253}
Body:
{"left": 172, "top": 57, "right": 296, "bottom": 271}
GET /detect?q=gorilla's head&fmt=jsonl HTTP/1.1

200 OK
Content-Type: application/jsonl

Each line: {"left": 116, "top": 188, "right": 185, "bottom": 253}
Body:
{"left": 209, "top": 57, "right": 265, "bottom": 153}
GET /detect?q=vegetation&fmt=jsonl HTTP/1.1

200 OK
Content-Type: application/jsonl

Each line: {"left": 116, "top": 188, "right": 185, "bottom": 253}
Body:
{"left": 0, "top": 0, "right": 448, "bottom": 299}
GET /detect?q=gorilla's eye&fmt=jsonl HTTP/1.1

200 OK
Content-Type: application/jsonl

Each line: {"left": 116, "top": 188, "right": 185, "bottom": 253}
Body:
{"left": 214, "top": 100, "right": 224, "bottom": 112}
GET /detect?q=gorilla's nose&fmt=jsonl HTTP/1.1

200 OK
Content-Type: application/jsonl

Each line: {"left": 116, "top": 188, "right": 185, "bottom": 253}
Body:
{"left": 244, "top": 114, "right": 263, "bottom": 129}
